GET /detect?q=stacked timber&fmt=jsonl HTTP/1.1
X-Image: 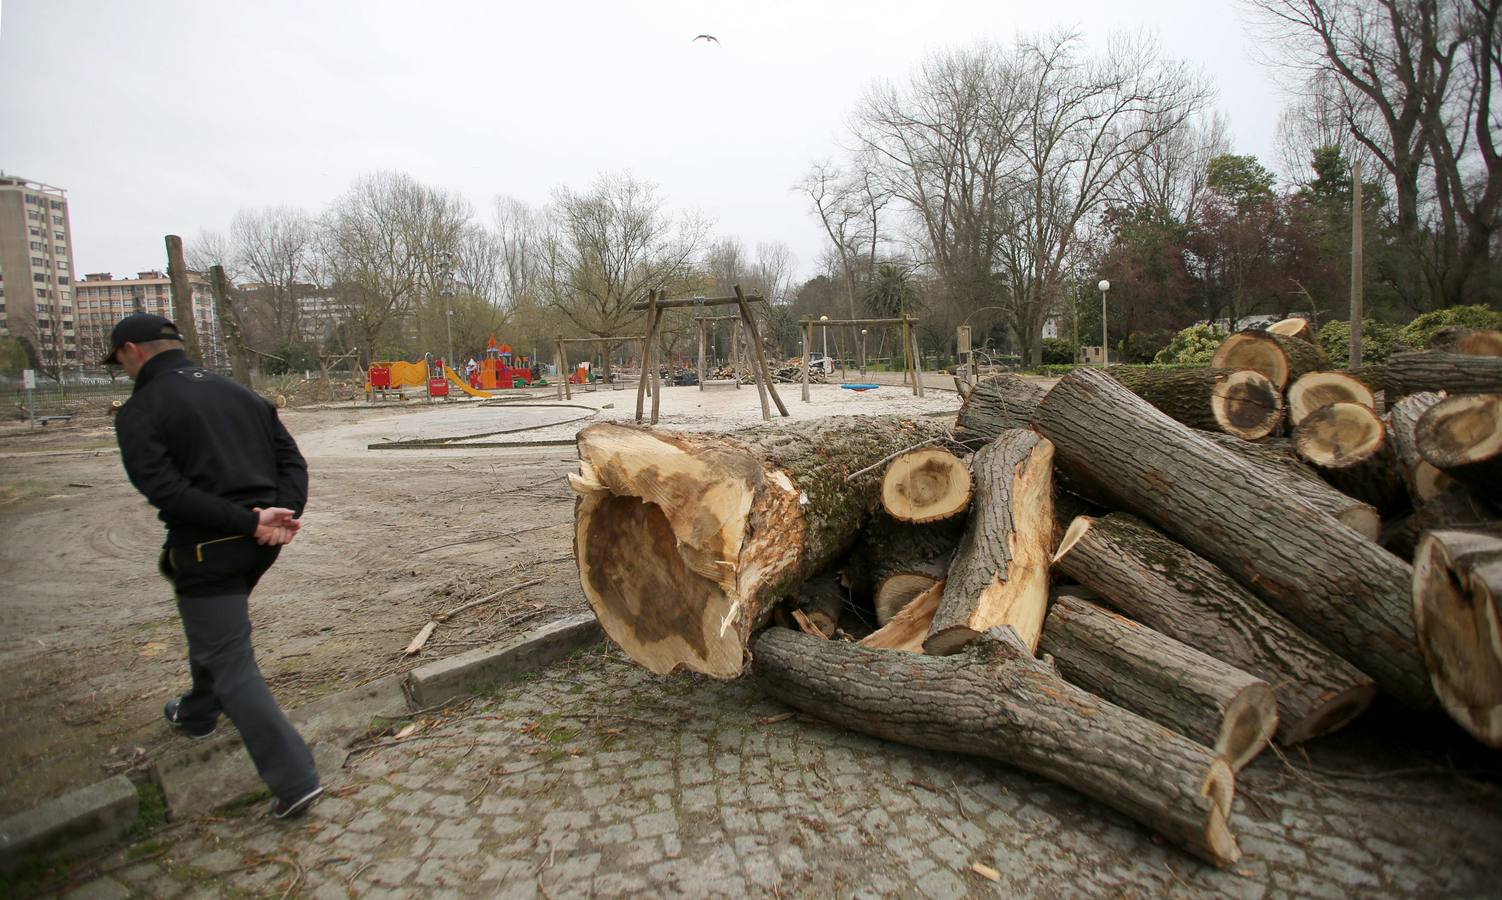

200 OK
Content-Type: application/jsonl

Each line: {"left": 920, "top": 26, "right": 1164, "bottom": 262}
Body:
{"left": 569, "top": 360, "right": 1502, "bottom": 868}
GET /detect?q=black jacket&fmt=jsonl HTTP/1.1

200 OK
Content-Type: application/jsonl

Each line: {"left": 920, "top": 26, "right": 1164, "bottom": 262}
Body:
{"left": 115, "top": 350, "right": 308, "bottom": 547}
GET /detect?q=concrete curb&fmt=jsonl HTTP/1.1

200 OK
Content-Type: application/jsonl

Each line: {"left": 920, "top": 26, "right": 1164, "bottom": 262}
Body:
{"left": 0, "top": 775, "right": 137, "bottom": 874}
{"left": 406, "top": 612, "right": 603, "bottom": 708}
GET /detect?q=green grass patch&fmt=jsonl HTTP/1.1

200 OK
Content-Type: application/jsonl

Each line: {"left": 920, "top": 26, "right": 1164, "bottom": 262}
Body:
{"left": 125, "top": 782, "right": 167, "bottom": 840}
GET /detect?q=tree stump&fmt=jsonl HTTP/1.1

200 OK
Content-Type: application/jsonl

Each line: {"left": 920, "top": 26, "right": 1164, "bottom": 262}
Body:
{"left": 1052, "top": 514, "right": 1376, "bottom": 744}
{"left": 570, "top": 416, "right": 949, "bottom": 677}
{"left": 1030, "top": 367, "right": 1432, "bottom": 708}
{"left": 1412, "top": 529, "right": 1502, "bottom": 747}
{"left": 925, "top": 430, "right": 1056, "bottom": 655}
{"left": 1040, "top": 594, "right": 1278, "bottom": 771}
{"left": 753, "top": 627, "right": 1241, "bottom": 867}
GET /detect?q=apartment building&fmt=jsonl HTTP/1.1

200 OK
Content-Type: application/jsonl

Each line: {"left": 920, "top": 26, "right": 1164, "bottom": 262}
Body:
{"left": 74, "top": 270, "right": 226, "bottom": 368}
{"left": 0, "top": 174, "right": 79, "bottom": 370}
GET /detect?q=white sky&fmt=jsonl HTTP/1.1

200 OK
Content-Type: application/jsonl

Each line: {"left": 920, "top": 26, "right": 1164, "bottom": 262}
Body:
{"left": 0, "top": 0, "right": 1288, "bottom": 284}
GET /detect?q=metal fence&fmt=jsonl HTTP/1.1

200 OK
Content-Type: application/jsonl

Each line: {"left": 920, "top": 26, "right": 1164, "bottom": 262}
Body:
{"left": 6, "top": 379, "right": 133, "bottom": 417}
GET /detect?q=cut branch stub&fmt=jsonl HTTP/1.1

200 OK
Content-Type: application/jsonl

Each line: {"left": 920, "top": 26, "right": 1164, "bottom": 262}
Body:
{"left": 1040, "top": 594, "right": 1278, "bottom": 772}
{"left": 881, "top": 446, "right": 972, "bottom": 523}
{"left": 753, "top": 627, "right": 1240, "bottom": 867}
{"left": 1412, "top": 529, "right": 1502, "bottom": 747}
{"left": 1211, "top": 330, "right": 1328, "bottom": 390}
{"left": 1415, "top": 393, "right": 1502, "bottom": 506}
{"left": 570, "top": 416, "right": 949, "bottom": 677}
{"left": 1052, "top": 514, "right": 1376, "bottom": 745}
{"left": 925, "top": 430, "right": 1056, "bottom": 655}
{"left": 1287, "top": 371, "right": 1376, "bottom": 427}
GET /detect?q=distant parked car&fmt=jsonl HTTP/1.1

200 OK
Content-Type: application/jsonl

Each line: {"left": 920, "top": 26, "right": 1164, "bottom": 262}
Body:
{"left": 808, "top": 356, "right": 836, "bottom": 374}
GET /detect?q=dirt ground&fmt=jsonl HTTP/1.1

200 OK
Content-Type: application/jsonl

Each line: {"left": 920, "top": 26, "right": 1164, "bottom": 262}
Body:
{"left": 0, "top": 379, "right": 962, "bottom": 818}
{"left": 0, "top": 398, "right": 595, "bottom": 817}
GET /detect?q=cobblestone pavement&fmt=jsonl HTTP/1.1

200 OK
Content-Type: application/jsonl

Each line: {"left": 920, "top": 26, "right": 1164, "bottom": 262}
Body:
{"left": 46, "top": 643, "right": 1502, "bottom": 898}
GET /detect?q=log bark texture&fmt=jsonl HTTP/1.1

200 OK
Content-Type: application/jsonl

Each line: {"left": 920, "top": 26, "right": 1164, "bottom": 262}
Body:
{"left": 1388, "top": 391, "right": 1454, "bottom": 506}
{"left": 926, "top": 430, "right": 1056, "bottom": 655}
{"left": 1030, "top": 367, "right": 1432, "bottom": 708}
{"left": 753, "top": 627, "right": 1240, "bottom": 867}
{"left": 954, "top": 374, "right": 1047, "bottom": 447}
{"left": 1200, "top": 433, "right": 1380, "bottom": 538}
{"left": 1039, "top": 594, "right": 1278, "bottom": 771}
{"left": 570, "top": 416, "right": 949, "bottom": 677}
{"left": 1412, "top": 529, "right": 1502, "bottom": 747}
{"left": 1386, "top": 351, "right": 1502, "bottom": 398}
{"left": 1416, "top": 393, "right": 1502, "bottom": 505}
{"left": 1381, "top": 489, "right": 1499, "bottom": 561}
{"left": 1052, "top": 514, "right": 1377, "bottom": 744}
{"left": 1105, "top": 367, "right": 1283, "bottom": 440}
{"left": 846, "top": 515, "right": 963, "bottom": 625}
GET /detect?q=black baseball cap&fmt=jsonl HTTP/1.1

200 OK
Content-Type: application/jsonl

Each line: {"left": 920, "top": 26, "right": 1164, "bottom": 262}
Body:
{"left": 101, "top": 313, "right": 184, "bottom": 365}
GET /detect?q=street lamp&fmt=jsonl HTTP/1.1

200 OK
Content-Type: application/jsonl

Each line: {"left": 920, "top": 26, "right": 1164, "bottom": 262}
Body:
{"left": 819, "top": 315, "right": 829, "bottom": 359}
{"left": 860, "top": 328, "right": 868, "bottom": 375}
{"left": 1097, "top": 279, "right": 1111, "bottom": 367}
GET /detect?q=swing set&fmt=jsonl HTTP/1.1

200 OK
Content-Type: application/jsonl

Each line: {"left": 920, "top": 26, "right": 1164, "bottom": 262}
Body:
{"left": 797, "top": 316, "right": 926, "bottom": 402}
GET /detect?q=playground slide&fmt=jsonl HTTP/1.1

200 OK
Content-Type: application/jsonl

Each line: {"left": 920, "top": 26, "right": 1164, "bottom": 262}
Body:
{"left": 444, "top": 366, "right": 495, "bottom": 398}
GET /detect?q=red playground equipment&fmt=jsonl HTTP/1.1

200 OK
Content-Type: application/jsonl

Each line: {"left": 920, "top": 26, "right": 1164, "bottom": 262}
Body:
{"left": 473, "top": 336, "right": 533, "bottom": 389}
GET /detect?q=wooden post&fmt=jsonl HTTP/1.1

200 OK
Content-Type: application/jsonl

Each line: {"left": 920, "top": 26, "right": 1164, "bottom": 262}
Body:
{"left": 697, "top": 317, "right": 706, "bottom": 392}
{"left": 1349, "top": 158, "right": 1364, "bottom": 368}
{"left": 636, "top": 290, "right": 658, "bottom": 422}
{"left": 734, "top": 285, "right": 788, "bottom": 417}
{"left": 650, "top": 292, "right": 663, "bottom": 425}
{"left": 902, "top": 320, "right": 912, "bottom": 387}
{"left": 208, "top": 266, "right": 252, "bottom": 387}
{"left": 164, "top": 235, "right": 203, "bottom": 364}
{"left": 801, "top": 320, "right": 812, "bottom": 403}
{"left": 556, "top": 337, "right": 570, "bottom": 400}
{"left": 744, "top": 314, "right": 771, "bottom": 420}
{"left": 730, "top": 318, "right": 742, "bottom": 390}
{"left": 908, "top": 316, "right": 925, "bottom": 398}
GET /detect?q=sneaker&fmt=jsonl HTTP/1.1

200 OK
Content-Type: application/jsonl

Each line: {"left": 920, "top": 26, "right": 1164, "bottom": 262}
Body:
{"left": 163, "top": 698, "right": 218, "bottom": 740}
{"left": 270, "top": 785, "right": 324, "bottom": 821}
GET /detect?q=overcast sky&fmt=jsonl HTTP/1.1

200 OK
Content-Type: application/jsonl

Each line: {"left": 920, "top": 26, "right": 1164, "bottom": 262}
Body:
{"left": 0, "top": 0, "right": 1289, "bottom": 284}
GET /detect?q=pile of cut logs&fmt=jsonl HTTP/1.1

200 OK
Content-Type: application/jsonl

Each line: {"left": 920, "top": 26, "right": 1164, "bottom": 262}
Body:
{"left": 567, "top": 318, "right": 1502, "bottom": 868}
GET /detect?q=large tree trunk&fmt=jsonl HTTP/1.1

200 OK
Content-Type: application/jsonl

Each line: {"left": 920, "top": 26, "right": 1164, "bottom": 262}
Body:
{"left": 1052, "top": 514, "right": 1376, "bottom": 744}
{"left": 1388, "top": 391, "right": 1454, "bottom": 506}
{"left": 1416, "top": 393, "right": 1502, "bottom": 506}
{"left": 1106, "top": 366, "right": 1284, "bottom": 440}
{"left": 845, "top": 515, "right": 963, "bottom": 626}
{"left": 569, "top": 416, "right": 948, "bottom": 677}
{"left": 1030, "top": 368, "right": 1433, "bottom": 708}
{"left": 925, "top": 430, "right": 1055, "bottom": 655}
{"left": 1412, "top": 529, "right": 1502, "bottom": 747}
{"left": 1386, "top": 351, "right": 1502, "bottom": 399}
{"left": 1200, "top": 433, "right": 1380, "bottom": 538}
{"left": 1210, "top": 330, "right": 1328, "bottom": 390}
{"left": 1040, "top": 594, "right": 1277, "bottom": 772}
{"left": 753, "top": 627, "right": 1240, "bottom": 867}
{"left": 953, "top": 374, "right": 1047, "bottom": 447}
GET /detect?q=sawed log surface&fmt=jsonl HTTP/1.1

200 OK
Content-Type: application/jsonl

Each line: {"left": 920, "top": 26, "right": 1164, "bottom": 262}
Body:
{"left": 1051, "top": 514, "right": 1375, "bottom": 745}
{"left": 753, "top": 626, "right": 1240, "bottom": 867}
{"left": 1388, "top": 391, "right": 1453, "bottom": 506}
{"left": 1412, "top": 529, "right": 1502, "bottom": 747}
{"left": 1039, "top": 594, "right": 1277, "bottom": 772}
{"left": 1029, "top": 367, "right": 1433, "bottom": 708}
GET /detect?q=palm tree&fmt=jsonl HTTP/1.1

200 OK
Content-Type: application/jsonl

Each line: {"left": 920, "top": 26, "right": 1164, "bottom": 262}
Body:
{"left": 864, "top": 263, "right": 921, "bottom": 363}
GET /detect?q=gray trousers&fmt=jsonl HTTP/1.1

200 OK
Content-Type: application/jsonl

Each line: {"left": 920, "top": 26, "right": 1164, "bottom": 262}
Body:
{"left": 166, "top": 543, "right": 319, "bottom": 803}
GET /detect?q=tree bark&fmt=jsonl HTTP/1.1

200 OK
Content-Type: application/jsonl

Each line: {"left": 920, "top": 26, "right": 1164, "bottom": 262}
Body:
{"left": 1427, "top": 327, "right": 1502, "bottom": 357}
{"left": 1381, "top": 489, "right": 1498, "bottom": 561}
{"left": 1386, "top": 351, "right": 1502, "bottom": 399}
{"left": 1040, "top": 594, "right": 1278, "bottom": 772}
{"left": 1052, "top": 514, "right": 1376, "bottom": 744}
{"left": 164, "top": 235, "right": 204, "bottom": 365}
{"left": 569, "top": 415, "right": 950, "bottom": 677}
{"left": 880, "top": 446, "right": 972, "bottom": 523}
{"left": 1388, "top": 391, "right": 1454, "bottom": 506}
{"left": 1199, "top": 433, "right": 1380, "bottom": 538}
{"left": 1287, "top": 371, "right": 1375, "bottom": 427}
{"left": 1412, "top": 529, "right": 1502, "bottom": 747}
{"left": 208, "top": 265, "right": 253, "bottom": 387}
{"left": 753, "top": 627, "right": 1241, "bottom": 867}
{"left": 953, "top": 374, "right": 1047, "bottom": 448}
{"left": 1030, "top": 367, "right": 1432, "bottom": 708}
{"left": 845, "top": 515, "right": 963, "bottom": 626}
{"left": 925, "top": 431, "right": 1055, "bottom": 655}
{"left": 1416, "top": 393, "right": 1502, "bottom": 506}
{"left": 1106, "top": 367, "right": 1283, "bottom": 440}
{"left": 1210, "top": 330, "right": 1328, "bottom": 390}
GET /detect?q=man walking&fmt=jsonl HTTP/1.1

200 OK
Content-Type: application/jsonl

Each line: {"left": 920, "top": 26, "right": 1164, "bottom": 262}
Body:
{"left": 105, "top": 313, "right": 322, "bottom": 819}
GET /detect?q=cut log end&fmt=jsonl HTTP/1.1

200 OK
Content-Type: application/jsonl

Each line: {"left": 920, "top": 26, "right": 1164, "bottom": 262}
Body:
{"left": 860, "top": 579, "right": 944, "bottom": 652}
{"left": 1278, "top": 682, "right": 1379, "bottom": 746}
{"left": 1293, "top": 402, "right": 1385, "bottom": 468}
{"left": 1052, "top": 513, "right": 1093, "bottom": 564}
{"left": 1412, "top": 530, "right": 1502, "bottom": 747}
{"left": 1268, "top": 317, "right": 1312, "bottom": 341}
{"left": 1212, "top": 331, "right": 1290, "bottom": 389}
{"left": 1201, "top": 758, "right": 1240, "bottom": 867}
{"left": 1416, "top": 394, "right": 1502, "bottom": 470}
{"left": 1219, "top": 684, "right": 1279, "bottom": 771}
{"left": 1288, "top": 371, "right": 1376, "bottom": 427}
{"left": 874, "top": 572, "right": 942, "bottom": 625}
{"left": 1210, "top": 370, "right": 1284, "bottom": 440}
{"left": 882, "top": 447, "right": 973, "bottom": 523}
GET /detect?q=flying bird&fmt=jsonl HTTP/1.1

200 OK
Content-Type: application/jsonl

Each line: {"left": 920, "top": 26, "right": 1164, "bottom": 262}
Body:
{"left": 692, "top": 34, "right": 719, "bottom": 44}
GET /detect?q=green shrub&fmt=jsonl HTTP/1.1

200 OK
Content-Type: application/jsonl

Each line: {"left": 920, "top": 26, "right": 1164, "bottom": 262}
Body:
{"left": 1122, "top": 330, "right": 1174, "bottom": 364}
{"left": 1153, "top": 324, "right": 1225, "bottom": 366}
{"left": 1041, "top": 338, "right": 1076, "bottom": 365}
{"left": 1316, "top": 319, "right": 1403, "bottom": 366}
{"left": 1396, "top": 305, "right": 1502, "bottom": 350}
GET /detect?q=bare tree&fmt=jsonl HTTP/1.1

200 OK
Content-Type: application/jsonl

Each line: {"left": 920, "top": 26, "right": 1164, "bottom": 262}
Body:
{"left": 227, "top": 206, "right": 318, "bottom": 348}
{"left": 494, "top": 197, "right": 547, "bottom": 310}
